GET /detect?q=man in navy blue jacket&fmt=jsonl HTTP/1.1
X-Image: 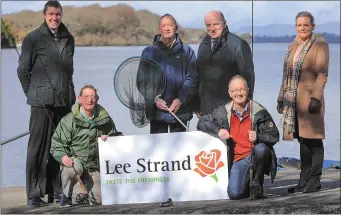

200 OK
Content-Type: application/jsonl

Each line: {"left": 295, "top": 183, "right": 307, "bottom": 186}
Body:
{"left": 139, "top": 14, "right": 198, "bottom": 134}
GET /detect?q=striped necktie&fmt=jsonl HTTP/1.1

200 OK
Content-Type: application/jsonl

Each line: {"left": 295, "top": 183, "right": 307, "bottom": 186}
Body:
{"left": 211, "top": 40, "right": 218, "bottom": 51}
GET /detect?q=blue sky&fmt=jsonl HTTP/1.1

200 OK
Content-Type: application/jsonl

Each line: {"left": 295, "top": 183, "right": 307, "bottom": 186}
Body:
{"left": 1, "top": 1, "right": 340, "bottom": 30}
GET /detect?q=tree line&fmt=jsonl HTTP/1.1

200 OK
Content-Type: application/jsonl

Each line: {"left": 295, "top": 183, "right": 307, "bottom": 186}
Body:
{"left": 1, "top": 4, "right": 339, "bottom": 48}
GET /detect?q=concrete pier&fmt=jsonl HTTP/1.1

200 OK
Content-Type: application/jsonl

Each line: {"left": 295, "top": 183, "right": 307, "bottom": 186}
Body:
{"left": 1, "top": 168, "right": 340, "bottom": 214}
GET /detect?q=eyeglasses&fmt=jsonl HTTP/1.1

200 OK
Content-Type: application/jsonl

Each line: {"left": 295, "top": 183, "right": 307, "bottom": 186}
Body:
{"left": 230, "top": 88, "right": 248, "bottom": 94}
{"left": 82, "top": 95, "right": 99, "bottom": 101}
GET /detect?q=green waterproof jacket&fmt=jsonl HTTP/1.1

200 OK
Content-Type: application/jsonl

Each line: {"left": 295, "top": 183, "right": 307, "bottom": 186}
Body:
{"left": 51, "top": 103, "right": 122, "bottom": 170}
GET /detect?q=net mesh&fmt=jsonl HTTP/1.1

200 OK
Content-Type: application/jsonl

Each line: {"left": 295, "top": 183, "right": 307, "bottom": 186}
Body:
{"left": 114, "top": 57, "right": 166, "bottom": 127}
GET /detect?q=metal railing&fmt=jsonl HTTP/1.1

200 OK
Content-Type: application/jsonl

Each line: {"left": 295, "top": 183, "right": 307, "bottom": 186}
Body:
{"left": 1, "top": 131, "right": 29, "bottom": 146}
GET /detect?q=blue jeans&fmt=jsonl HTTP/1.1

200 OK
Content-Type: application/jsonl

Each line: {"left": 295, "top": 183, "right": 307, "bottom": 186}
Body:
{"left": 227, "top": 143, "right": 271, "bottom": 200}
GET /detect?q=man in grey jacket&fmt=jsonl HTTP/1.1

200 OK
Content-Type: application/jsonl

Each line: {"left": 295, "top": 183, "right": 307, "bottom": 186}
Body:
{"left": 17, "top": 0, "right": 75, "bottom": 206}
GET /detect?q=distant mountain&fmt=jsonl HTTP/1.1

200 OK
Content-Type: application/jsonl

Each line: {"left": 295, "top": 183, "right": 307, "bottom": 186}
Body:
{"left": 2, "top": 4, "right": 339, "bottom": 47}
{"left": 252, "top": 33, "right": 340, "bottom": 43}
{"left": 1, "top": 4, "right": 206, "bottom": 47}
{"left": 237, "top": 22, "right": 340, "bottom": 36}
{"left": 317, "top": 22, "right": 341, "bottom": 35}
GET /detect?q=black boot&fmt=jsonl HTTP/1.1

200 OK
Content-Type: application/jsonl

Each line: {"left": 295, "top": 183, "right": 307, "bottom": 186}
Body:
{"left": 250, "top": 181, "right": 267, "bottom": 200}
{"left": 303, "top": 138, "right": 323, "bottom": 193}
{"left": 288, "top": 137, "right": 312, "bottom": 193}
{"left": 27, "top": 197, "right": 47, "bottom": 207}
{"left": 303, "top": 178, "right": 321, "bottom": 193}
{"left": 288, "top": 179, "right": 308, "bottom": 193}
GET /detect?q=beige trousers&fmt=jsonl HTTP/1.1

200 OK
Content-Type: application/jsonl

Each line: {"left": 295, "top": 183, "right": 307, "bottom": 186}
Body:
{"left": 61, "top": 158, "right": 101, "bottom": 204}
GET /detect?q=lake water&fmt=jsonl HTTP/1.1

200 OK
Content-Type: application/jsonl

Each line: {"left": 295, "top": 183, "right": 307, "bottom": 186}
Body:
{"left": 1, "top": 43, "right": 340, "bottom": 187}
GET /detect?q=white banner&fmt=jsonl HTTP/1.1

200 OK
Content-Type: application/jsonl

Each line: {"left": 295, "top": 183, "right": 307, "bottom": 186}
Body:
{"left": 98, "top": 131, "right": 229, "bottom": 205}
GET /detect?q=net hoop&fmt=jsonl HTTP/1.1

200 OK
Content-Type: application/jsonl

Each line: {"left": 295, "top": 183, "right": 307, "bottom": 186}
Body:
{"left": 113, "top": 56, "right": 166, "bottom": 110}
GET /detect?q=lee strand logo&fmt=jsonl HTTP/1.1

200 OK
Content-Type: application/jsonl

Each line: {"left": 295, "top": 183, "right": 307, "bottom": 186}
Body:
{"left": 104, "top": 149, "right": 225, "bottom": 183}
{"left": 99, "top": 132, "right": 229, "bottom": 205}
{"left": 194, "top": 149, "right": 225, "bottom": 182}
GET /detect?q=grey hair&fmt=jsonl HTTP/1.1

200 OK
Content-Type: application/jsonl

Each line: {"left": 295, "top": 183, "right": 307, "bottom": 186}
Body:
{"left": 218, "top": 11, "right": 226, "bottom": 22}
{"left": 296, "top": 11, "right": 315, "bottom": 25}
{"left": 79, "top": 84, "right": 98, "bottom": 97}
{"left": 159, "top": 13, "right": 178, "bottom": 31}
{"left": 228, "top": 75, "right": 249, "bottom": 91}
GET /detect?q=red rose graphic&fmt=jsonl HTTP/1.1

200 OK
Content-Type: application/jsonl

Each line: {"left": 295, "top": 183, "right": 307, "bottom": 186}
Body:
{"left": 194, "top": 149, "right": 225, "bottom": 182}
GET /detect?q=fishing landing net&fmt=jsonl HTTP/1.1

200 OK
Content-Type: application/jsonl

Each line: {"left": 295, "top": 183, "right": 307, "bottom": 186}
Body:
{"left": 114, "top": 56, "right": 166, "bottom": 128}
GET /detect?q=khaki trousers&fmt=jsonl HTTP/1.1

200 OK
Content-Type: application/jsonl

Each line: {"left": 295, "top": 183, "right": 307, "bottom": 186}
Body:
{"left": 61, "top": 158, "right": 101, "bottom": 204}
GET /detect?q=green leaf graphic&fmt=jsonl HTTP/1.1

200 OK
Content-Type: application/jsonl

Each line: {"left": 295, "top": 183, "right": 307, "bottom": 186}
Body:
{"left": 210, "top": 173, "right": 218, "bottom": 183}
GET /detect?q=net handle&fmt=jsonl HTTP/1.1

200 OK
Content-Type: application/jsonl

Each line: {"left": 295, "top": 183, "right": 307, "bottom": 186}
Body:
{"left": 168, "top": 110, "right": 191, "bottom": 132}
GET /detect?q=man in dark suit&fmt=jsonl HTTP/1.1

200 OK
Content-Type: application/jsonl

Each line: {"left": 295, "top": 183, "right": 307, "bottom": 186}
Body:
{"left": 17, "top": 0, "right": 76, "bottom": 206}
{"left": 196, "top": 10, "right": 255, "bottom": 117}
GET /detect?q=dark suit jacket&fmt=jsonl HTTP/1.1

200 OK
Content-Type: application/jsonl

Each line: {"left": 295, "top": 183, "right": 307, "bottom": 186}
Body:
{"left": 17, "top": 22, "right": 76, "bottom": 107}
{"left": 196, "top": 26, "right": 255, "bottom": 116}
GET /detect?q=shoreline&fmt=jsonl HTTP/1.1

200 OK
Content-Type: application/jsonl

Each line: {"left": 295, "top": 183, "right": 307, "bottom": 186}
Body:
{"left": 2, "top": 41, "right": 340, "bottom": 50}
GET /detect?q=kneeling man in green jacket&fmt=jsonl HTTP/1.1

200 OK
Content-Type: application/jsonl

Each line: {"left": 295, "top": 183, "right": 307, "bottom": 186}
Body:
{"left": 51, "top": 84, "right": 122, "bottom": 207}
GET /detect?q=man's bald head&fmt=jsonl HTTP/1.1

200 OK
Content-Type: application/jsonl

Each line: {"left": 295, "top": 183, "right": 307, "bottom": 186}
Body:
{"left": 204, "top": 10, "right": 226, "bottom": 39}
{"left": 204, "top": 10, "right": 226, "bottom": 23}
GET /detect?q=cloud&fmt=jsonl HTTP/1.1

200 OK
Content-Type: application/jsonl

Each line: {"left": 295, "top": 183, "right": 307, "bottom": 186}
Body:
{"left": 1, "top": 0, "right": 339, "bottom": 30}
{"left": 253, "top": 1, "right": 340, "bottom": 25}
